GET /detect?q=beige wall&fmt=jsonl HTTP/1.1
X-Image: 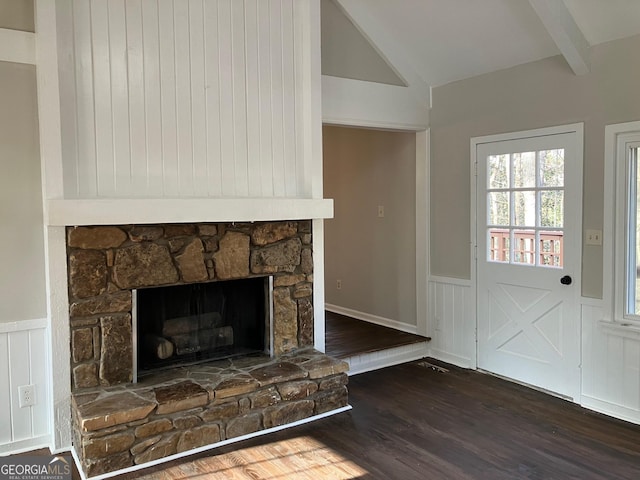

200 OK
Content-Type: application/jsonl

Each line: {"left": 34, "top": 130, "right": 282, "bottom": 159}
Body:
{"left": 321, "top": 0, "right": 405, "bottom": 86}
{"left": 430, "top": 34, "right": 640, "bottom": 299}
{"left": 0, "top": 0, "right": 34, "bottom": 32}
{"left": 323, "top": 126, "right": 416, "bottom": 325}
{"left": 0, "top": 61, "right": 45, "bottom": 321}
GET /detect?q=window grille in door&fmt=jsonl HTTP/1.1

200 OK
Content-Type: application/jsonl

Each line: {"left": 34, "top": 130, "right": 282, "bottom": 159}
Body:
{"left": 486, "top": 149, "right": 564, "bottom": 268}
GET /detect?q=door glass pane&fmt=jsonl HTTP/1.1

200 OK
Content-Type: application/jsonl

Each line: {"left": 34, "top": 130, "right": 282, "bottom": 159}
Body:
{"left": 540, "top": 233, "right": 563, "bottom": 267}
{"left": 488, "top": 154, "right": 509, "bottom": 189}
{"left": 513, "top": 191, "right": 536, "bottom": 227}
{"left": 513, "top": 230, "right": 535, "bottom": 265}
{"left": 513, "top": 152, "right": 536, "bottom": 188}
{"left": 488, "top": 229, "right": 509, "bottom": 263}
{"left": 540, "top": 149, "right": 564, "bottom": 187}
{"left": 488, "top": 192, "right": 509, "bottom": 225}
{"left": 540, "top": 191, "right": 564, "bottom": 227}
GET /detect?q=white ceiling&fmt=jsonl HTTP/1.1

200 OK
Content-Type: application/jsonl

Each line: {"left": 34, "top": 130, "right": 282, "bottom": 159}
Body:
{"left": 332, "top": 0, "right": 640, "bottom": 87}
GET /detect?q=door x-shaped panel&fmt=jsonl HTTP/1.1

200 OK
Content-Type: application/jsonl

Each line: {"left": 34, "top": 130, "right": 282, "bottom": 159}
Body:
{"left": 485, "top": 283, "right": 564, "bottom": 363}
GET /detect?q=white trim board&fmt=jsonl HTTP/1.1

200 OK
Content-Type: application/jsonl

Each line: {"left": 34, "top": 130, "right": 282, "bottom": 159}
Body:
{"left": 0, "top": 435, "right": 51, "bottom": 456}
{"left": 46, "top": 198, "right": 334, "bottom": 226}
{"left": 415, "top": 130, "right": 430, "bottom": 337}
{"left": 0, "top": 28, "right": 35, "bottom": 65}
{"left": 0, "top": 318, "right": 47, "bottom": 334}
{"left": 598, "top": 320, "right": 640, "bottom": 341}
{"left": 581, "top": 395, "right": 640, "bottom": 426}
{"left": 325, "top": 304, "right": 418, "bottom": 335}
{"left": 580, "top": 296, "right": 604, "bottom": 308}
{"left": 312, "top": 219, "right": 327, "bottom": 352}
{"left": 429, "top": 275, "right": 472, "bottom": 287}
{"left": 603, "top": 121, "right": 640, "bottom": 324}
{"left": 322, "top": 75, "right": 429, "bottom": 131}
{"left": 428, "top": 349, "right": 474, "bottom": 370}
{"left": 344, "top": 342, "right": 429, "bottom": 376}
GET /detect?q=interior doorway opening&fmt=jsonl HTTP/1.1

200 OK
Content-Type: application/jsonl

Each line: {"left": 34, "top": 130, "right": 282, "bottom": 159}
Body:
{"left": 321, "top": 125, "right": 429, "bottom": 370}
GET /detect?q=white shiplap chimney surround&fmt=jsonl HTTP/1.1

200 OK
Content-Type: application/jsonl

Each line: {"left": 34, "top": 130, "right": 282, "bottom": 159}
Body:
{"left": 35, "top": 0, "right": 330, "bottom": 452}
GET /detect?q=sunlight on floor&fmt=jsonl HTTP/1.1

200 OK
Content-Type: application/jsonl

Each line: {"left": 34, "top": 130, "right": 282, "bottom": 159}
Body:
{"left": 135, "top": 436, "right": 369, "bottom": 480}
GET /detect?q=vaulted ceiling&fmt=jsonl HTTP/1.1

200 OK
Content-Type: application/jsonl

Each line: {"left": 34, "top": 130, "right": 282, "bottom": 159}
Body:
{"left": 322, "top": 0, "right": 640, "bottom": 88}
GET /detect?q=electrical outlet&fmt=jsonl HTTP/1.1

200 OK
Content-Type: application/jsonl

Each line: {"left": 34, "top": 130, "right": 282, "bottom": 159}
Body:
{"left": 336, "top": 279, "right": 342, "bottom": 290}
{"left": 18, "top": 384, "right": 36, "bottom": 408}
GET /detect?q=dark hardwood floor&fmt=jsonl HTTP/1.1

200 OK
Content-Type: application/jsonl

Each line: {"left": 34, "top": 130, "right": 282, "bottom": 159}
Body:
{"left": 23, "top": 359, "right": 640, "bottom": 479}
{"left": 325, "top": 311, "right": 429, "bottom": 358}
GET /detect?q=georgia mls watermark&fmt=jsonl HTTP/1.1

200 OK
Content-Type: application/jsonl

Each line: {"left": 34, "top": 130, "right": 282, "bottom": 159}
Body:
{"left": 0, "top": 456, "right": 71, "bottom": 480}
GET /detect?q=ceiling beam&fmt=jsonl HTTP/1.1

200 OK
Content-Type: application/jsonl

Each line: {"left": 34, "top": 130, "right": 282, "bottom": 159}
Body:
{"left": 528, "top": 0, "right": 590, "bottom": 75}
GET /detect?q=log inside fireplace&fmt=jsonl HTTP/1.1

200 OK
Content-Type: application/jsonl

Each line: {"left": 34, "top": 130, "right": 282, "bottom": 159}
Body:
{"left": 133, "top": 276, "right": 272, "bottom": 380}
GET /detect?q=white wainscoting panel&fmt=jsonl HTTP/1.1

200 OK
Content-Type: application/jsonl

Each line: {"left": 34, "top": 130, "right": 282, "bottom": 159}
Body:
{"left": 581, "top": 302, "right": 640, "bottom": 424}
{"left": 428, "top": 276, "right": 475, "bottom": 368}
{"left": 0, "top": 319, "right": 50, "bottom": 454}
{"left": 425, "top": 280, "right": 640, "bottom": 425}
{"left": 55, "top": 0, "right": 313, "bottom": 199}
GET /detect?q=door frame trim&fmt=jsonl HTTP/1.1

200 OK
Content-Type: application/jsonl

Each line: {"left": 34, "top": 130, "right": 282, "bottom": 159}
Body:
{"left": 470, "top": 123, "right": 584, "bottom": 396}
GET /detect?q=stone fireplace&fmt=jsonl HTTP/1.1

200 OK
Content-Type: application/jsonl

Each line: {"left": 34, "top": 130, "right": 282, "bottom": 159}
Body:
{"left": 66, "top": 221, "right": 349, "bottom": 477}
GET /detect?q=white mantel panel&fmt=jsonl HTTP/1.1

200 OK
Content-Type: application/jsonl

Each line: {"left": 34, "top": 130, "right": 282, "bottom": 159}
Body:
{"left": 56, "top": 0, "right": 312, "bottom": 200}
{"left": 46, "top": 197, "right": 333, "bottom": 226}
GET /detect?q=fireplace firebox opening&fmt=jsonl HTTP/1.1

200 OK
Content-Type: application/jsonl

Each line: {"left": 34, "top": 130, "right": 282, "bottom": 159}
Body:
{"left": 133, "top": 276, "right": 273, "bottom": 380}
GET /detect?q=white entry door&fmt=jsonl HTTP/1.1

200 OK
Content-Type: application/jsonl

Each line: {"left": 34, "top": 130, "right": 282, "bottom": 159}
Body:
{"left": 474, "top": 125, "right": 583, "bottom": 400}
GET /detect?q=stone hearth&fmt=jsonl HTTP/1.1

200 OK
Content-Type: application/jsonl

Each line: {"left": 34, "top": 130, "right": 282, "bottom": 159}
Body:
{"left": 72, "top": 349, "right": 348, "bottom": 477}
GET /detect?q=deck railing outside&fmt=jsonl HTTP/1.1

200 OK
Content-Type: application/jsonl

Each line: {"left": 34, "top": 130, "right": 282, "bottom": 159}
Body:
{"left": 489, "top": 228, "right": 563, "bottom": 267}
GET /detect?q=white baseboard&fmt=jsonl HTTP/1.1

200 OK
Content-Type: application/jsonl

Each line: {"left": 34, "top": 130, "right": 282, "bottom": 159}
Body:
{"left": 581, "top": 395, "right": 640, "bottom": 425}
{"left": 0, "top": 435, "right": 52, "bottom": 456}
{"left": 429, "top": 349, "right": 474, "bottom": 369}
{"left": 325, "top": 304, "right": 418, "bottom": 335}
{"left": 344, "top": 342, "right": 429, "bottom": 376}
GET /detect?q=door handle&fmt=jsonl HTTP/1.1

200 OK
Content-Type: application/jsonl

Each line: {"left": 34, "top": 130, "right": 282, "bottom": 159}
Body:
{"left": 560, "top": 275, "right": 572, "bottom": 285}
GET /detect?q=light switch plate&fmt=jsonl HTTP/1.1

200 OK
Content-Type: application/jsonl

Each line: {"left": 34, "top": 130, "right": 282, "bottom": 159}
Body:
{"left": 586, "top": 229, "right": 602, "bottom": 246}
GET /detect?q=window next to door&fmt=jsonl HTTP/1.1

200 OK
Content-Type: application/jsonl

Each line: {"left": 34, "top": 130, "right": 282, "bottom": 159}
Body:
{"left": 604, "top": 121, "right": 640, "bottom": 327}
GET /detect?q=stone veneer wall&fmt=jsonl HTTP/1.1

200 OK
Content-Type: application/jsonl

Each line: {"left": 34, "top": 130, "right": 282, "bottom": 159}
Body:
{"left": 67, "top": 221, "right": 314, "bottom": 390}
{"left": 72, "top": 349, "right": 349, "bottom": 477}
